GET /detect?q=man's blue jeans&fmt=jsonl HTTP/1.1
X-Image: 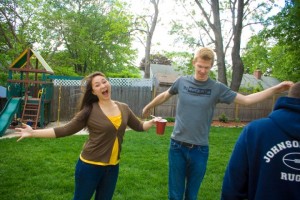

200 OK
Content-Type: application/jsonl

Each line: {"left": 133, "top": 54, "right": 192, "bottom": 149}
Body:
{"left": 73, "top": 159, "right": 119, "bottom": 200}
{"left": 168, "top": 139, "right": 209, "bottom": 200}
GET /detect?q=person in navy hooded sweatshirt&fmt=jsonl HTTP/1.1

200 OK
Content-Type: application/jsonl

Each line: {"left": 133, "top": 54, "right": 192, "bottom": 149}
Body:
{"left": 221, "top": 81, "right": 300, "bottom": 200}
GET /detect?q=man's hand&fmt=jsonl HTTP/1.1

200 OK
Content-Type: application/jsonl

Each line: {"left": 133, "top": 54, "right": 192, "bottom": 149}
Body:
{"left": 274, "top": 81, "right": 294, "bottom": 93}
{"left": 142, "top": 107, "right": 151, "bottom": 118}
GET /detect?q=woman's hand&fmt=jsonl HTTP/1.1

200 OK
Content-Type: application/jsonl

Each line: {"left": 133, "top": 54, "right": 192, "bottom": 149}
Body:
{"left": 142, "top": 116, "right": 162, "bottom": 131}
{"left": 15, "top": 123, "right": 34, "bottom": 142}
{"left": 152, "top": 116, "right": 162, "bottom": 124}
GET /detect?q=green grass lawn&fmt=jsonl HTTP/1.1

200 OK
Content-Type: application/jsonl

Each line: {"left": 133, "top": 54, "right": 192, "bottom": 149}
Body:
{"left": 0, "top": 126, "right": 242, "bottom": 200}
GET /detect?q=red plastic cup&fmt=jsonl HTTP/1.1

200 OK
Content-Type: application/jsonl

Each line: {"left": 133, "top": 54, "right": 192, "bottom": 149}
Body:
{"left": 156, "top": 119, "right": 167, "bottom": 135}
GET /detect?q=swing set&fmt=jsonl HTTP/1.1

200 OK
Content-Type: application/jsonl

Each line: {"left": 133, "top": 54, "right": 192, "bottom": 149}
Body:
{"left": 6, "top": 48, "right": 54, "bottom": 129}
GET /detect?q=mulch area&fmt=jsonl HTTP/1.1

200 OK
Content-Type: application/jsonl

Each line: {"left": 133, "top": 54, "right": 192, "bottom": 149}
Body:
{"left": 211, "top": 121, "right": 248, "bottom": 127}
{"left": 166, "top": 121, "right": 248, "bottom": 128}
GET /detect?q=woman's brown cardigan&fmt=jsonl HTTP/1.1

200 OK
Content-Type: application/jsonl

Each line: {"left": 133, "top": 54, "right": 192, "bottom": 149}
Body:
{"left": 54, "top": 101, "right": 145, "bottom": 163}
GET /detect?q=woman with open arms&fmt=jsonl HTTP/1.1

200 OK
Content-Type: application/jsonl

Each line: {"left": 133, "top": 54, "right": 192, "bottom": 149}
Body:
{"left": 16, "top": 71, "right": 159, "bottom": 200}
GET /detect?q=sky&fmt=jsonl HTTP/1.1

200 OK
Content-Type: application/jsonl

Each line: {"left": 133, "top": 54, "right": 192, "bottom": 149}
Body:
{"left": 126, "top": 0, "right": 285, "bottom": 65}
{"left": 127, "top": 0, "right": 182, "bottom": 64}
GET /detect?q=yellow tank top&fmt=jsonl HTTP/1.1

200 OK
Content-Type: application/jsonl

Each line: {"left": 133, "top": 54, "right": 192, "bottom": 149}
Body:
{"left": 80, "top": 114, "right": 121, "bottom": 166}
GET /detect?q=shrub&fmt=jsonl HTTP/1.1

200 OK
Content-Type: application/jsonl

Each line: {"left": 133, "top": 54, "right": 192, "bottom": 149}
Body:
{"left": 218, "top": 113, "right": 228, "bottom": 123}
{"left": 165, "top": 117, "right": 175, "bottom": 122}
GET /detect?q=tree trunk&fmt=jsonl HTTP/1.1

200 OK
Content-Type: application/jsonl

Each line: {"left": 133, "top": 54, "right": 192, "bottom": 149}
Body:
{"left": 144, "top": 35, "right": 151, "bottom": 78}
{"left": 211, "top": 0, "right": 227, "bottom": 85}
{"left": 230, "top": 0, "right": 244, "bottom": 91}
{"left": 144, "top": 0, "right": 159, "bottom": 78}
{"left": 195, "top": 0, "right": 227, "bottom": 85}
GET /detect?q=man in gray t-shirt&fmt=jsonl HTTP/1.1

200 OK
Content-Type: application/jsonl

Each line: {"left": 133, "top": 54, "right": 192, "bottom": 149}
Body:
{"left": 142, "top": 47, "right": 293, "bottom": 200}
{"left": 169, "top": 75, "right": 236, "bottom": 146}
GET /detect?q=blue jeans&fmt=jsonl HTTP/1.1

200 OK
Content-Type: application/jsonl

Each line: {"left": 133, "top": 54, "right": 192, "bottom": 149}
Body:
{"left": 168, "top": 139, "right": 209, "bottom": 200}
{"left": 73, "top": 159, "right": 119, "bottom": 200}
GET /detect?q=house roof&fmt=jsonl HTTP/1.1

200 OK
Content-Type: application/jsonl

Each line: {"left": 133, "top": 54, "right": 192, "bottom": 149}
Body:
{"left": 150, "top": 64, "right": 279, "bottom": 89}
{"left": 240, "top": 74, "right": 280, "bottom": 89}
{"left": 9, "top": 48, "right": 54, "bottom": 74}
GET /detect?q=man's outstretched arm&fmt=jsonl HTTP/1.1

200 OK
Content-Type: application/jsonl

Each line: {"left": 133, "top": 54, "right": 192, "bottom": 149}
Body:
{"left": 234, "top": 81, "right": 294, "bottom": 106}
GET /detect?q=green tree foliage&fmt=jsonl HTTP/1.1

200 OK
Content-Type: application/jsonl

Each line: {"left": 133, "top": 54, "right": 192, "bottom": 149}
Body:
{"left": 242, "top": 35, "right": 270, "bottom": 73}
{"left": 139, "top": 53, "right": 172, "bottom": 71}
{"left": 0, "top": 0, "right": 43, "bottom": 85}
{"left": 0, "top": 0, "right": 38, "bottom": 54}
{"left": 242, "top": 1, "right": 300, "bottom": 82}
{"left": 0, "top": 0, "right": 141, "bottom": 86}
{"left": 37, "top": 0, "right": 138, "bottom": 76}
{"left": 165, "top": 51, "right": 194, "bottom": 75}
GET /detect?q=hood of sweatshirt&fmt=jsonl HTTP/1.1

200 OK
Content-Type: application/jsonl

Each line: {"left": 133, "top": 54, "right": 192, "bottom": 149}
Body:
{"left": 269, "top": 97, "right": 300, "bottom": 140}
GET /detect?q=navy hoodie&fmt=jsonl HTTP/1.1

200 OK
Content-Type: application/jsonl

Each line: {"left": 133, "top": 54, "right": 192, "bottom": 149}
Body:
{"left": 221, "top": 97, "right": 300, "bottom": 200}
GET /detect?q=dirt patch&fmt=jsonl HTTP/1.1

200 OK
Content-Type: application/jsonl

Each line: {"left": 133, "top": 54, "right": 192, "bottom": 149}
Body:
{"left": 166, "top": 121, "right": 247, "bottom": 128}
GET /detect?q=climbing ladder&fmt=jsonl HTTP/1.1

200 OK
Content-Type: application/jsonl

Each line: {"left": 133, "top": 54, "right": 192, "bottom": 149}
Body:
{"left": 21, "top": 97, "right": 41, "bottom": 129}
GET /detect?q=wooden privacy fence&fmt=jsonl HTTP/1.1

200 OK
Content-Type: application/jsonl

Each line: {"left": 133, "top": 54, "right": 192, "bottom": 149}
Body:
{"left": 212, "top": 94, "right": 283, "bottom": 121}
{"left": 51, "top": 85, "right": 82, "bottom": 122}
{"left": 50, "top": 78, "right": 153, "bottom": 122}
{"left": 49, "top": 77, "right": 285, "bottom": 123}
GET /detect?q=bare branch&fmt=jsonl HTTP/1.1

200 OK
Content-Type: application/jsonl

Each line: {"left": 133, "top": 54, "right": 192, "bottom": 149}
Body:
{"left": 194, "top": 0, "right": 214, "bottom": 29}
{"left": 0, "top": 7, "right": 20, "bottom": 43}
{"left": 243, "top": 21, "right": 264, "bottom": 28}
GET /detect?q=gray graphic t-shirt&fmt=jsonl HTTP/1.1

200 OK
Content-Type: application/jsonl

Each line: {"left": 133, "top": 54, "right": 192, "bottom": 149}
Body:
{"left": 169, "top": 76, "right": 237, "bottom": 146}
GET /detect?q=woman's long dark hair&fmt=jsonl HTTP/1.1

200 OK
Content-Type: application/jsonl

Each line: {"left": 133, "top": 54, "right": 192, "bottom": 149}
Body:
{"left": 77, "top": 72, "right": 106, "bottom": 120}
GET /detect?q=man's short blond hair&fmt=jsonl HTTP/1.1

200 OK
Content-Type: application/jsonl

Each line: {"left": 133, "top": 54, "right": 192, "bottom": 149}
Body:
{"left": 193, "top": 47, "right": 215, "bottom": 66}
